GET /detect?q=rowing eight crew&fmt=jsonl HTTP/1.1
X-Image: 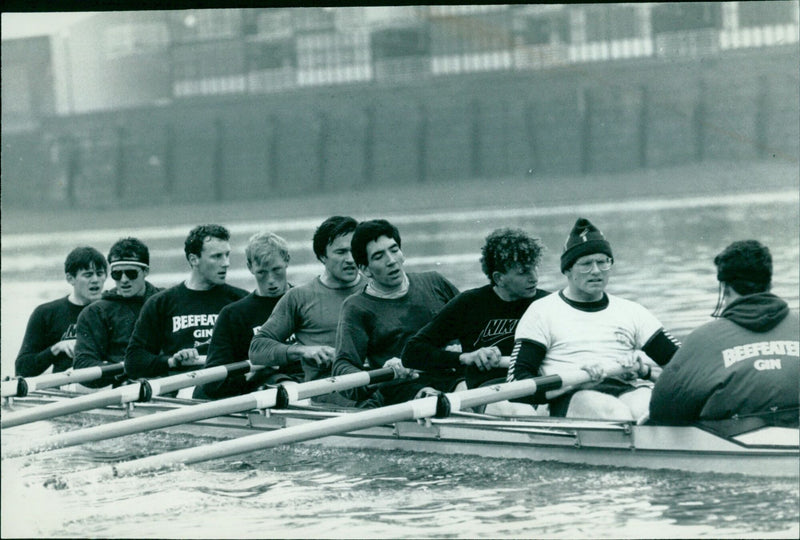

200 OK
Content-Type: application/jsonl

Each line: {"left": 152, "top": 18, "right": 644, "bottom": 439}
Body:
{"left": 12, "top": 218, "right": 799, "bottom": 426}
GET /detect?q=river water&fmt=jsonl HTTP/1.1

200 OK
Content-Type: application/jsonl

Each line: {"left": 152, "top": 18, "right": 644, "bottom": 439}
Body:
{"left": 1, "top": 190, "right": 799, "bottom": 538}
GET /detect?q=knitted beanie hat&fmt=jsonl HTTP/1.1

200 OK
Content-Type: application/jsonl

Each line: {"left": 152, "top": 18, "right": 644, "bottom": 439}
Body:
{"left": 560, "top": 218, "right": 613, "bottom": 273}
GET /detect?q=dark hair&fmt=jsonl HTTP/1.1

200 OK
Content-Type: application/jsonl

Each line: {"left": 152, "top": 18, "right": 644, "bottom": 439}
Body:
{"left": 64, "top": 246, "right": 107, "bottom": 276}
{"left": 351, "top": 219, "right": 401, "bottom": 268}
{"left": 184, "top": 224, "right": 230, "bottom": 260}
{"left": 714, "top": 240, "right": 772, "bottom": 295}
{"left": 313, "top": 216, "right": 358, "bottom": 261}
{"left": 481, "top": 228, "right": 545, "bottom": 285}
{"left": 108, "top": 237, "right": 150, "bottom": 266}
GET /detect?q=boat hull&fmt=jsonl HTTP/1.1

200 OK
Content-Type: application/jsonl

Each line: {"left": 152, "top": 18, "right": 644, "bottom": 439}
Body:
{"left": 3, "top": 391, "right": 798, "bottom": 478}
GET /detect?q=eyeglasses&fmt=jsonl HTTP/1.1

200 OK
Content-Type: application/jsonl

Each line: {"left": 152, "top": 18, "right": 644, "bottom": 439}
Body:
{"left": 573, "top": 258, "right": 613, "bottom": 273}
{"left": 111, "top": 269, "right": 141, "bottom": 281}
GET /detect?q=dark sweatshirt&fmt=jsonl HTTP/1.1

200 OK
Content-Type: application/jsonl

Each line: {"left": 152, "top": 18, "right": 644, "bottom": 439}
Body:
{"left": 403, "top": 284, "right": 550, "bottom": 388}
{"left": 650, "top": 292, "right": 799, "bottom": 424}
{"left": 332, "top": 271, "right": 459, "bottom": 405}
{"left": 16, "top": 296, "right": 86, "bottom": 377}
{"left": 125, "top": 282, "right": 248, "bottom": 379}
{"left": 197, "top": 291, "right": 303, "bottom": 400}
{"left": 74, "top": 282, "right": 161, "bottom": 387}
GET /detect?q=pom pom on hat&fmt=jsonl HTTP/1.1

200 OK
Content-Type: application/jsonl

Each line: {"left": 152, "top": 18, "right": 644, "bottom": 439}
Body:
{"left": 560, "top": 218, "right": 613, "bottom": 273}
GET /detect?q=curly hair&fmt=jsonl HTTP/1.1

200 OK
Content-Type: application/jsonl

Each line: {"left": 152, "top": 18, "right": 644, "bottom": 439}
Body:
{"left": 714, "top": 239, "right": 772, "bottom": 295}
{"left": 481, "top": 228, "right": 545, "bottom": 285}
{"left": 184, "top": 224, "right": 230, "bottom": 260}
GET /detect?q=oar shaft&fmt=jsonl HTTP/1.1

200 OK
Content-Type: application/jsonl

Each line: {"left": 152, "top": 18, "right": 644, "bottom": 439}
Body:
{"left": 1, "top": 361, "right": 256, "bottom": 429}
{"left": 291, "top": 367, "right": 395, "bottom": 401}
{"left": 68, "top": 367, "right": 609, "bottom": 484}
{"left": 1, "top": 363, "right": 125, "bottom": 398}
{"left": 2, "top": 385, "right": 143, "bottom": 429}
{"left": 81, "top": 395, "right": 440, "bottom": 483}
{"left": 145, "top": 362, "right": 254, "bottom": 396}
{"left": 11, "top": 368, "right": 395, "bottom": 456}
{"left": 14, "top": 389, "right": 278, "bottom": 456}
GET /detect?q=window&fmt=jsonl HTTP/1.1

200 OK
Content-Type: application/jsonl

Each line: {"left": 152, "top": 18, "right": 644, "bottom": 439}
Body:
{"left": 738, "top": 1, "right": 796, "bottom": 27}
{"left": 170, "top": 9, "right": 242, "bottom": 43}
{"left": 371, "top": 27, "right": 430, "bottom": 59}
{"left": 247, "top": 40, "right": 296, "bottom": 70}
{"left": 517, "top": 14, "right": 570, "bottom": 45}
{"left": 652, "top": 3, "right": 722, "bottom": 33}
{"left": 585, "top": 5, "right": 639, "bottom": 41}
{"left": 103, "top": 22, "right": 168, "bottom": 59}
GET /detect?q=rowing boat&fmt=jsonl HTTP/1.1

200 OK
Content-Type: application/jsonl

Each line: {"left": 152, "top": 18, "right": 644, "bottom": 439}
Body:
{"left": 4, "top": 388, "right": 797, "bottom": 478}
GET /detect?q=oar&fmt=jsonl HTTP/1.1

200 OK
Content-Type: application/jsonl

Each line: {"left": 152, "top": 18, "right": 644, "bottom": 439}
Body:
{"left": 1, "top": 361, "right": 259, "bottom": 429}
{"left": 60, "top": 366, "right": 627, "bottom": 486}
{"left": 7, "top": 368, "right": 394, "bottom": 458}
{"left": 1, "top": 363, "right": 125, "bottom": 398}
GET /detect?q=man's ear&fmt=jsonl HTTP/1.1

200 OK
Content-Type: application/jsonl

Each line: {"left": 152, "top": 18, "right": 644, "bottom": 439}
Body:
{"left": 65, "top": 273, "right": 76, "bottom": 286}
{"left": 491, "top": 271, "right": 504, "bottom": 288}
{"left": 360, "top": 265, "right": 373, "bottom": 279}
{"left": 142, "top": 267, "right": 150, "bottom": 278}
{"left": 187, "top": 254, "right": 199, "bottom": 268}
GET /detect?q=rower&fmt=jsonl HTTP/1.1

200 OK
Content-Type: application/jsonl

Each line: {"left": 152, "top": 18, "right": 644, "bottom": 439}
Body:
{"left": 124, "top": 224, "right": 248, "bottom": 381}
{"left": 248, "top": 216, "right": 364, "bottom": 407}
{"left": 332, "top": 219, "right": 461, "bottom": 407}
{"left": 650, "top": 240, "right": 799, "bottom": 426}
{"left": 403, "top": 227, "right": 551, "bottom": 415}
{"left": 74, "top": 237, "right": 161, "bottom": 388}
{"left": 15, "top": 246, "right": 107, "bottom": 378}
{"left": 195, "top": 231, "right": 303, "bottom": 400}
{"left": 508, "top": 217, "right": 680, "bottom": 421}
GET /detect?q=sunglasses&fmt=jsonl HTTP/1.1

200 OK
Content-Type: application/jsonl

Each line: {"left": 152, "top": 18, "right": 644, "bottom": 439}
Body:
{"left": 111, "top": 269, "right": 141, "bottom": 281}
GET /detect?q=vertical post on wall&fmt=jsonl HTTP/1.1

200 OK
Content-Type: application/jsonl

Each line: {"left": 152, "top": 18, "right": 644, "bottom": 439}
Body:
{"left": 267, "top": 114, "right": 280, "bottom": 193}
{"left": 693, "top": 79, "right": 707, "bottom": 163}
{"left": 754, "top": 75, "right": 769, "bottom": 158}
{"left": 363, "top": 105, "right": 375, "bottom": 186}
{"left": 417, "top": 102, "right": 428, "bottom": 183}
{"left": 65, "top": 135, "right": 79, "bottom": 209}
{"left": 115, "top": 125, "right": 126, "bottom": 202}
{"left": 501, "top": 99, "right": 510, "bottom": 177}
{"left": 163, "top": 123, "right": 175, "bottom": 198}
{"left": 317, "top": 111, "right": 328, "bottom": 191}
{"left": 638, "top": 85, "right": 649, "bottom": 169}
{"left": 470, "top": 98, "right": 482, "bottom": 178}
{"left": 580, "top": 87, "right": 592, "bottom": 175}
{"left": 212, "top": 118, "right": 224, "bottom": 201}
{"left": 525, "top": 101, "right": 540, "bottom": 176}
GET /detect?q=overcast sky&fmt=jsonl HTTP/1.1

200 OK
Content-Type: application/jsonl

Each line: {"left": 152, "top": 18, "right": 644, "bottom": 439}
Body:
{"left": 2, "top": 12, "right": 97, "bottom": 40}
